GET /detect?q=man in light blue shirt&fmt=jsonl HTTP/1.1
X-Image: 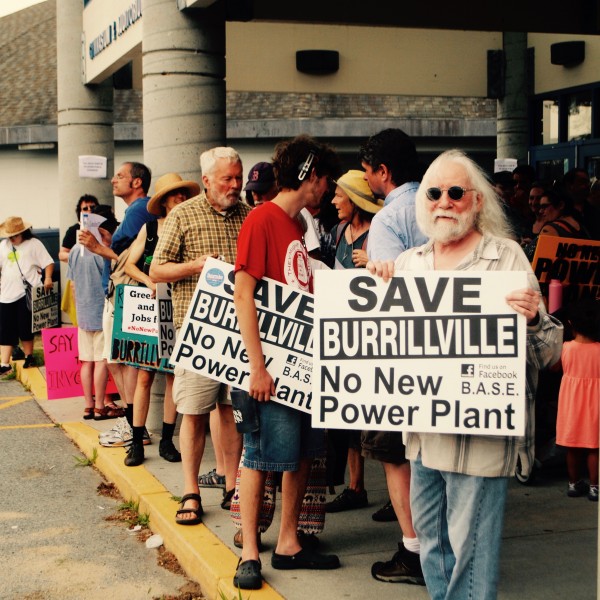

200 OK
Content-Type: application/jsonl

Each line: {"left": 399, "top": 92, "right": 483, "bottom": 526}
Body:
{"left": 356, "top": 128, "right": 428, "bottom": 585}
{"left": 361, "top": 128, "right": 427, "bottom": 262}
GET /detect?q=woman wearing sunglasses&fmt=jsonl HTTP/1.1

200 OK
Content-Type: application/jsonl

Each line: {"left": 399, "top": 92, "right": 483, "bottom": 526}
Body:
{"left": 523, "top": 188, "right": 590, "bottom": 262}
{"left": 0, "top": 217, "right": 54, "bottom": 376}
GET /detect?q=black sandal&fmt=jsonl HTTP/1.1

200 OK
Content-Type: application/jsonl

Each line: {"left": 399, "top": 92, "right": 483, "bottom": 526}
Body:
{"left": 221, "top": 488, "right": 235, "bottom": 510}
{"left": 233, "top": 558, "right": 262, "bottom": 590}
{"left": 175, "top": 493, "right": 203, "bottom": 525}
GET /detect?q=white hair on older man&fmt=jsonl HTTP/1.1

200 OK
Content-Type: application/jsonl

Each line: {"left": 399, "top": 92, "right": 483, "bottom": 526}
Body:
{"left": 415, "top": 149, "right": 514, "bottom": 241}
{"left": 200, "top": 146, "right": 241, "bottom": 178}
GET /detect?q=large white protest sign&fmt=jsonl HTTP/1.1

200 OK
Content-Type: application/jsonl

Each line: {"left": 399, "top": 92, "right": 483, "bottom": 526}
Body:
{"left": 31, "top": 283, "right": 59, "bottom": 332}
{"left": 313, "top": 270, "right": 528, "bottom": 436}
{"left": 171, "top": 258, "right": 313, "bottom": 413}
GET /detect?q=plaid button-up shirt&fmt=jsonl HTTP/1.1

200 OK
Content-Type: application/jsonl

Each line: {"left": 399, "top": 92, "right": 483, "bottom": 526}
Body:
{"left": 397, "top": 235, "right": 564, "bottom": 478}
{"left": 152, "top": 192, "right": 251, "bottom": 328}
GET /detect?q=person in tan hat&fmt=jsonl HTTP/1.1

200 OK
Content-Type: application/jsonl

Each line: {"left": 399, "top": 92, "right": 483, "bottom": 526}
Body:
{"left": 0, "top": 217, "right": 54, "bottom": 375}
{"left": 121, "top": 172, "right": 199, "bottom": 467}
{"left": 324, "top": 170, "right": 382, "bottom": 518}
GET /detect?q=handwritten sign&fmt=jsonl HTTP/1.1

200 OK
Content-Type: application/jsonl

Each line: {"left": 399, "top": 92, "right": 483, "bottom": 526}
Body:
{"left": 171, "top": 258, "right": 313, "bottom": 413}
{"left": 532, "top": 235, "right": 600, "bottom": 305}
{"left": 313, "top": 270, "right": 527, "bottom": 436}
{"left": 41, "top": 327, "right": 117, "bottom": 400}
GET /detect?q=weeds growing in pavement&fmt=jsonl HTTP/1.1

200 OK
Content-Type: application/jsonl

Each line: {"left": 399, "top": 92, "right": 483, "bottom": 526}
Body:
{"left": 73, "top": 447, "right": 98, "bottom": 467}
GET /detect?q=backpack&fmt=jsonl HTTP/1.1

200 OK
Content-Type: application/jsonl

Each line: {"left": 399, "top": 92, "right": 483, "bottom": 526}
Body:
{"left": 106, "top": 245, "right": 138, "bottom": 303}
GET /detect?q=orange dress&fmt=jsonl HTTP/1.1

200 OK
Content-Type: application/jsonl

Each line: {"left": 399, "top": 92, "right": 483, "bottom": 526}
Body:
{"left": 556, "top": 341, "right": 600, "bottom": 449}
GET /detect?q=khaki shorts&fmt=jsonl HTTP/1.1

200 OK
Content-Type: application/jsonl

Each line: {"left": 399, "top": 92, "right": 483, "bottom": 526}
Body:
{"left": 102, "top": 299, "right": 116, "bottom": 363}
{"left": 78, "top": 329, "right": 105, "bottom": 362}
{"left": 172, "top": 365, "right": 230, "bottom": 415}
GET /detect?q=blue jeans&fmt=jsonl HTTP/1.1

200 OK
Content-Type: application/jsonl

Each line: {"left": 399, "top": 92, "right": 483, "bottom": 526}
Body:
{"left": 410, "top": 455, "right": 509, "bottom": 600}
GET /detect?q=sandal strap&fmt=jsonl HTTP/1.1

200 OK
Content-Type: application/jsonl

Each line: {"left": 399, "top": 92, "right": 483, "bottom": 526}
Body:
{"left": 180, "top": 493, "right": 202, "bottom": 505}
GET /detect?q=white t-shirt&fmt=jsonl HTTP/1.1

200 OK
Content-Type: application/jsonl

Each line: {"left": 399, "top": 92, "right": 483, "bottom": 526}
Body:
{"left": 0, "top": 238, "right": 53, "bottom": 303}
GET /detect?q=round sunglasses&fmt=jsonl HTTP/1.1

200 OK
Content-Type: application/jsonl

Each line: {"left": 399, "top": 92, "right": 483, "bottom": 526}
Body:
{"left": 426, "top": 186, "right": 475, "bottom": 201}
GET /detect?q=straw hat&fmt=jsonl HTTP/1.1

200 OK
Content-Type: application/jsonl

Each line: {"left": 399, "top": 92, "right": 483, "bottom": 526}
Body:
{"left": 334, "top": 170, "right": 384, "bottom": 214}
{"left": 147, "top": 173, "right": 200, "bottom": 216}
{"left": 0, "top": 216, "right": 33, "bottom": 238}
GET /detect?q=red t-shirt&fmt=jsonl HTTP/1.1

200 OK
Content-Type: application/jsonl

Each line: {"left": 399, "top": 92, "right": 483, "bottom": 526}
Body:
{"left": 235, "top": 201, "right": 313, "bottom": 292}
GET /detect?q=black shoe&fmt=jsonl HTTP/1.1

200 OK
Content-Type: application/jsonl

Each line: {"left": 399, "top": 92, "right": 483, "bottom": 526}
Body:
{"left": 298, "top": 530, "right": 320, "bottom": 551}
{"left": 371, "top": 543, "right": 425, "bottom": 585}
{"left": 324, "top": 487, "right": 368, "bottom": 513}
{"left": 221, "top": 488, "right": 235, "bottom": 510}
{"left": 0, "top": 365, "right": 13, "bottom": 377}
{"left": 159, "top": 439, "right": 182, "bottom": 462}
{"left": 124, "top": 442, "right": 145, "bottom": 467}
{"left": 23, "top": 354, "right": 35, "bottom": 369}
{"left": 233, "top": 558, "right": 262, "bottom": 590}
{"left": 372, "top": 499, "right": 398, "bottom": 522}
{"left": 271, "top": 548, "right": 340, "bottom": 570}
{"left": 12, "top": 347, "right": 25, "bottom": 360}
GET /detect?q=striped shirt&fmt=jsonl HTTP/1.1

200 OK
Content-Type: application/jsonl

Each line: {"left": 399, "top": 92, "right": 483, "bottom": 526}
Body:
{"left": 396, "top": 234, "right": 564, "bottom": 478}
{"left": 152, "top": 192, "right": 251, "bottom": 328}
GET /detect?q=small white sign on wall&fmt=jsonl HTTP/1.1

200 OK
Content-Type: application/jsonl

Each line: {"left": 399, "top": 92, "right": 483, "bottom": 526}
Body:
{"left": 79, "top": 155, "right": 108, "bottom": 179}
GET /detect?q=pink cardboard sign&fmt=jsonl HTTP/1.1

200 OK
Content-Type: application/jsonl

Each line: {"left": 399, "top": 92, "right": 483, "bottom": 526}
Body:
{"left": 41, "top": 327, "right": 117, "bottom": 400}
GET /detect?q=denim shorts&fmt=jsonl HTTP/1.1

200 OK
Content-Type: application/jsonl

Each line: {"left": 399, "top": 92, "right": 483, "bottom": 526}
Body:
{"left": 242, "top": 400, "right": 325, "bottom": 472}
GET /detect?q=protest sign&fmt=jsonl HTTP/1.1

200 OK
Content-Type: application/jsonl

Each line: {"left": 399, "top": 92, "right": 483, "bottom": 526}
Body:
{"left": 41, "top": 327, "right": 117, "bottom": 399}
{"left": 156, "top": 283, "right": 176, "bottom": 359}
{"left": 111, "top": 284, "right": 173, "bottom": 372}
{"left": 532, "top": 235, "right": 599, "bottom": 305}
{"left": 171, "top": 257, "right": 313, "bottom": 413}
{"left": 32, "top": 283, "right": 59, "bottom": 333}
{"left": 313, "top": 270, "right": 528, "bottom": 436}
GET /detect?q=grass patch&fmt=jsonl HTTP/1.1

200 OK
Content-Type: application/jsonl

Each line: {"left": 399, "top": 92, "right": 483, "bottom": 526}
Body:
{"left": 73, "top": 447, "right": 98, "bottom": 467}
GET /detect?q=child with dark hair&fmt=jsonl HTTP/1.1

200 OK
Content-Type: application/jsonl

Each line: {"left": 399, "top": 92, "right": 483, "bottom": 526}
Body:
{"left": 555, "top": 298, "right": 600, "bottom": 501}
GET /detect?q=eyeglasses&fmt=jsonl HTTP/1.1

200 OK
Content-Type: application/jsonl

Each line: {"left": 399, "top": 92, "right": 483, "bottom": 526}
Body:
{"left": 538, "top": 203, "right": 552, "bottom": 211}
{"left": 426, "top": 186, "right": 475, "bottom": 201}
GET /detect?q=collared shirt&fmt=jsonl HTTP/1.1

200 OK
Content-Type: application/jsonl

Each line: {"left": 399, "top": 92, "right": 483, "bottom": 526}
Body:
{"left": 152, "top": 192, "right": 251, "bottom": 328}
{"left": 396, "top": 234, "right": 563, "bottom": 478}
{"left": 367, "top": 182, "right": 427, "bottom": 261}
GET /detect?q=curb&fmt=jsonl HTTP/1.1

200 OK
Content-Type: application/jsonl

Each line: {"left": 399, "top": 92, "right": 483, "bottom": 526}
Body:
{"left": 19, "top": 365, "right": 284, "bottom": 600}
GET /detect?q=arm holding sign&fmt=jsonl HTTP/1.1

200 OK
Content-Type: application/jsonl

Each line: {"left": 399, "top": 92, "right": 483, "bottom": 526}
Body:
{"left": 233, "top": 270, "right": 276, "bottom": 402}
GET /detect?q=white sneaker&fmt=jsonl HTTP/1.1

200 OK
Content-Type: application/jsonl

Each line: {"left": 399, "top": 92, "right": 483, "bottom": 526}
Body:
{"left": 99, "top": 417, "right": 130, "bottom": 441}
{"left": 99, "top": 419, "right": 152, "bottom": 447}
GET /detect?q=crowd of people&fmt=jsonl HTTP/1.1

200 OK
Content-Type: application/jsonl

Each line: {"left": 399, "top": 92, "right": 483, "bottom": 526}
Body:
{"left": 1, "top": 127, "right": 598, "bottom": 599}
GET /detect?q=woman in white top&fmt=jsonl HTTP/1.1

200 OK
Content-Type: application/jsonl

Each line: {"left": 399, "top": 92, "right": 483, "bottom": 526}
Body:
{"left": 0, "top": 217, "right": 54, "bottom": 375}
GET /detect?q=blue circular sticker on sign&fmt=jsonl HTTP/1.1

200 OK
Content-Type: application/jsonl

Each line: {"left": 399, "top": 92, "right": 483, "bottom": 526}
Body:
{"left": 205, "top": 268, "right": 225, "bottom": 287}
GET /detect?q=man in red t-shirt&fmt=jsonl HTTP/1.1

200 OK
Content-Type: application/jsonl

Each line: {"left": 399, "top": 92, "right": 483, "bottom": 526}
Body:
{"left": 233, "top": 135, "right": 341, "bottom": 589}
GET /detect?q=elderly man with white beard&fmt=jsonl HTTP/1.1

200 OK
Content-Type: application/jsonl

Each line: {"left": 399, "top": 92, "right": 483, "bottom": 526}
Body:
{"left": 368, "top": 149, "right": 563, "bottom": 600}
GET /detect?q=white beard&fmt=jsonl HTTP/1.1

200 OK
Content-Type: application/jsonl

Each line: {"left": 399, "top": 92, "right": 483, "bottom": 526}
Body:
{"left": 428, "top": 209, "right": 477, "bottom": 244}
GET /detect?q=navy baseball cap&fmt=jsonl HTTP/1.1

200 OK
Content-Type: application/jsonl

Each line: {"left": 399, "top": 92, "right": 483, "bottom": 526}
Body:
{"left": 244, "top": 162, "right": 275, "bottom": 192}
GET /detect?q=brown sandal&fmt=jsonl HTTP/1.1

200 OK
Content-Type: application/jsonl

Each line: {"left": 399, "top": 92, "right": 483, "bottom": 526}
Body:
{"left": 83, "top": 407, "right": 95, "bottom": 420}
{"left": 94, "top": 403, "right": 125, "bottom": 420}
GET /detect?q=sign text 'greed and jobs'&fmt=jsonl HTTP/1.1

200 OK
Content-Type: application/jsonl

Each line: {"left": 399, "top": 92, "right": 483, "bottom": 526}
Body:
{"left": 171, "top": 258, "right": 314, "bottom": 414}
{"left": 313, "top": 270, "right": 528, "bottom": 436}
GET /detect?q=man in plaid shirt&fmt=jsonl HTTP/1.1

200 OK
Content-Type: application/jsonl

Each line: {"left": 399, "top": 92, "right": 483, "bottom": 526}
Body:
{"left": 151, "top": 147, "right": 251, "bottom": 525}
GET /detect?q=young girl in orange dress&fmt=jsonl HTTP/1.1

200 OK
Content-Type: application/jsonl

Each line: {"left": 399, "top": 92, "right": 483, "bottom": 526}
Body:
{"left": 555, "top": 297, "right": 600, "bottom": 501}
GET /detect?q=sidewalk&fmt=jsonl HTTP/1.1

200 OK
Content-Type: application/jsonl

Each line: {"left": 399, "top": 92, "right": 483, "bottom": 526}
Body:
{"left": 16, "top": 363, "right": 598, "bottom": 600}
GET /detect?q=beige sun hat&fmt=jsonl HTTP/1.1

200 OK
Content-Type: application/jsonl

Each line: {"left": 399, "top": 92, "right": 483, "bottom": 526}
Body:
{"left": 334, "top": 170, "right": 384, "bottom": 214}
{"left": 147, "top": 173, "right": 201, "bottom": 216}
{"left": 0, "top": 216, "right": 33, "bottom": 238}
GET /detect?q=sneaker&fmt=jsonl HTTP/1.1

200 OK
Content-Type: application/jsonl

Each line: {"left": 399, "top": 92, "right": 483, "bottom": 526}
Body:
{"left": 0, "top": 365, "right": 13, "bottom": 377}
{"left": 567, "top": 480, "right": 588, "bottom": 497}
{"left": 372, "top": 499, "right": 398, "bottom": 522}
{"left": 371, "top": 543, "right": 425, "bottom": 585}
{"left": 23, "top": 354, "right": 35, "bottom": 369}
{"left": 124, "top": 441, "right": 145, "bottom": 466}
{"left": 589, "top": 485, "right": 599, "bottom": 502}
{"left": 99, "top": 419, "right": 151, "bottom": 447}
{"left": 198, "top": 467, "right": 226, "bottom": 488}
{"left": 324, "top": 488, "right": 368, "bottom": 513}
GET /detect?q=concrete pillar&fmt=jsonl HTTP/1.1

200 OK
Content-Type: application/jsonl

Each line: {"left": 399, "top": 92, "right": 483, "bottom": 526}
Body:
{"left": 496, "top": 32, "right": 529, "bottom": 163}
{"left": 142, "top": 0, "right": 226, "bottom": 185}
{"left": 56, "top": 0, "right": 114, "bottom": 295}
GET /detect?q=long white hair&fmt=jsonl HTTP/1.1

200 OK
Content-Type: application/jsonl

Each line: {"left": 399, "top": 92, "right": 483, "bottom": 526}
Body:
{"left": 415, "top": 149, "right": 513, "bottom": 240}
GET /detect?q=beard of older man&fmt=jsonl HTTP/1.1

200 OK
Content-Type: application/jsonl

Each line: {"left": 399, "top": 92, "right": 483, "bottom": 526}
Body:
{"left": 426, "top": 205, "right": 478, "bottom": 245}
